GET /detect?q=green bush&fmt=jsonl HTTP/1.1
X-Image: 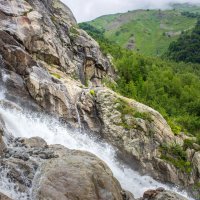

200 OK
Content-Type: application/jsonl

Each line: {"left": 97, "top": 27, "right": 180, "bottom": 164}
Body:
{"left": 115, "top": 98, "right": 152, "bottom": 130}
{"left": 51, "top": 73, "right": 61, "bottom": 79}
{"left": 160, "top": 143, "right": 192, "bottom": 173}
{"left": 90, "top": 90, "right": 95, "bottom": 96}
{"left": 167, "top": 118, "right": 182, "bottom": 135}
{"left": 183, "top": 139, "right": 195, "bottom": 150}
{"left": 166, "top": 19, "right": 200, "bottom": 64}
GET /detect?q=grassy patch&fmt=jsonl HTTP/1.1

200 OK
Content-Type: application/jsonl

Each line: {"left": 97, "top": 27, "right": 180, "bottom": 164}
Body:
{"left": 167, "top": 118, "right": 182, "bottom": 135}
{"left": 51, "top": 73, "right": 61, "bottom": 79}
{"left": 115, "top": 98, "right": 152, "bottom": 129}
{"left": 160, "top": 143, "right": 192, "bottom": 174}
{"left": 134, "top": 111, "right": 153, "bottom": 122}
{"left": 183, "top": 139, "right": 195, "bottom": 150}
{"left": 85, "top": 8, "right": 198, "bottom": 56}
{"left": 70, "top": 26, "right": 79, "bottom": 35}
{"left": 90, "top": 89, "right": 95, "bottom": 96}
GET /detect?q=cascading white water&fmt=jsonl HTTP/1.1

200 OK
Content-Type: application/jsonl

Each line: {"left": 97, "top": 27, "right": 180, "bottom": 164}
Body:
{"left": 0, "top": 103, "right": 194, "bottom": 199}
{"left": 75, "top": 103, "right": 82, "bottom": 132}
{"left": 0, "top": 90, "right": 5, "bottom": 100}
{"left": 0, "top": 168, "right": 29, "bottom": 200}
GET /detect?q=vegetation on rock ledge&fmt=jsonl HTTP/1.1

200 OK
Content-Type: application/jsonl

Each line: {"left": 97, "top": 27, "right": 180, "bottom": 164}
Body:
{"left": 80, "top": 23, "right": 200, "bottom": 138}
{"left": 115, "top": 98, "right": 152, "bottom": 130}
{"left": 160, "top": 143, "right": 192, "bottom": 174}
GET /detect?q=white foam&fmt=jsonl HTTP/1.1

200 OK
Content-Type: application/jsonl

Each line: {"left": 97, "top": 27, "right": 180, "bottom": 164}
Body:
{"left": 0, "top": 168, "right": 29, "bottom": 200}
{"left": 0, "top": 107, "right": 194, "bottom": 199}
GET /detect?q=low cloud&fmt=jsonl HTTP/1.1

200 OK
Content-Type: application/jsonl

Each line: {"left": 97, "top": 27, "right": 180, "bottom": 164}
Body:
{"left": 61, "top": 0, "right": 200, "bottom": 22}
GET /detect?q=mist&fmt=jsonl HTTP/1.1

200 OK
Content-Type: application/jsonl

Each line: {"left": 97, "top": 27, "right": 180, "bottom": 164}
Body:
{"left": 61, "top": 0, "right": 200, "bottom": 22}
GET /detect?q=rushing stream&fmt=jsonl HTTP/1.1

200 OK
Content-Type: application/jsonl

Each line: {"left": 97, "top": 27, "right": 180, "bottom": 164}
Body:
{"left": 0, "top": 88, "right": 194, "bottom": 199}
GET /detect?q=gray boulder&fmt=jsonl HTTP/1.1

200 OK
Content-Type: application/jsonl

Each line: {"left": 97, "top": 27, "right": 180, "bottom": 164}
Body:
{"left": 142, "top": 189, "right": 188, "bottom": 200}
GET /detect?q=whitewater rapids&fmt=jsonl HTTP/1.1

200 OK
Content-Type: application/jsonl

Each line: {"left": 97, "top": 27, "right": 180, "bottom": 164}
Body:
{"left": 0, "top": 90, "right": 194, "bottom": 199}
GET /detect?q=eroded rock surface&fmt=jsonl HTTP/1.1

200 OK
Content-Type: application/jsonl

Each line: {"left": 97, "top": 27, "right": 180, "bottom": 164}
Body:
{"left": 0, "top": 0, "right": 114, "bottom": 126}
{"left": 32, "top": 145, "right": 124, "bottom": 200}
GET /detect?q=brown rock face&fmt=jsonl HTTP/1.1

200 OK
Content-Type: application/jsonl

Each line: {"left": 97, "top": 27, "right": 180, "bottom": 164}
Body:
{"left": 32, "top": 146, "right": 123, "bottom": 200}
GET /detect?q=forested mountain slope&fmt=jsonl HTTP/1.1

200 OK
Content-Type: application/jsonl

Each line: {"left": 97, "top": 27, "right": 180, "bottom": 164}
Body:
{"left": 166, "top": 19, "right": 200, "bottom": 63}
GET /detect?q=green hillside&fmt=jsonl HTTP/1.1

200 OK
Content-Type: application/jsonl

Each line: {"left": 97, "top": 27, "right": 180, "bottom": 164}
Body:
{"left": 80, "top": 3, "right": 200, "bottom": 56}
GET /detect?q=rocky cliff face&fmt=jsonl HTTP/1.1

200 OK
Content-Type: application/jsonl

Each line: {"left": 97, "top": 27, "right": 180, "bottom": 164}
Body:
{"left": 77, "top": 88, "right": 200, "bottom": 198}
{"left": 0, "top": 0, "right": 199, "bottom": 199}
{"left": 0, "top": 0, "right": 114, "bottom": 126}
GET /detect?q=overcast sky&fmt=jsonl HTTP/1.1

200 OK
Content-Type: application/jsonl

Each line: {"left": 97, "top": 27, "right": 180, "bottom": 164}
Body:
{"left": 61, "top": 0, "right": 200, "bottom": 22}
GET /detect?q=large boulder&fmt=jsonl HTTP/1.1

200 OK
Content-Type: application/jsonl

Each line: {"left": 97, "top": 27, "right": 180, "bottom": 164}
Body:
{"left": 0, "top": 135, "right": 125, "bottom": 200}
{"left": 32, "top": 145, "right": 124, "bottom": 200}
{"left": 142, "top": 188, "right": 187, "bottom": 200}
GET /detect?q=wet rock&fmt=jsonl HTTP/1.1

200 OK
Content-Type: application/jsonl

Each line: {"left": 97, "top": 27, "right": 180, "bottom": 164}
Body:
{"left": 21, "top": 137, "right": 48, "bottom": 149}
{"left": 1, "top": 137, "right": 125, "bottom": 200}
{"left": 141, "top": 188, "right": 188, "bottom": 200}
{"left": 121, "top": 190, "right": 136, "bottom": 200}
{"left": 0, "top": 100, "right": 22, "bottom": 111}
{"left": 0, "top": 133, "right": 5, "bottom": 156}
{"left": 0, "top": 116, "right": 8, "bottom": 156}
{"left": 26, "top": 65, "right": 82, "bottom": 124}
{"left": 0, "top": 192, "right": 13, "bottom": 200}
{"left": 143, "top": 188, "right": 165, "bottom": 199}
{"left": 0, "top": 60, "right": 41, "bottom": 111}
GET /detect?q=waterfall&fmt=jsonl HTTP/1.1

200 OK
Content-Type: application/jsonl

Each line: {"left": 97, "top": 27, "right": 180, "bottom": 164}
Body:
{"left": 0, "top": 70, "right": 194, "bottom": 200}
{"left": 0, "top": 168, "right": 29, "bottom": 200}
{"left": 75, "top": 102, "right": 82, "bottom": 132}
{"left": 0, "top": 105, "right": 194, "bottom": 200}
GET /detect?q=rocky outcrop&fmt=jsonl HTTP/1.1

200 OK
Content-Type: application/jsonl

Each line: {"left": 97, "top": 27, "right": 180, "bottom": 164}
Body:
{"left": 141, "top": 188, "right": 187, "bottom": 200}
{"left": 0, "top": 0, "right": 113, "bottom": 82}
{"left": 77, "top": 87, "right": 200, "bottom": 198}
{"left": 32, "top": 145, "right": 124, "bottom": 200}
{"left": 0, "top": 0, "right": 114, "bottom": 126}
{"left": 0, "top": 116, "right": 126, "bottom": 200}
